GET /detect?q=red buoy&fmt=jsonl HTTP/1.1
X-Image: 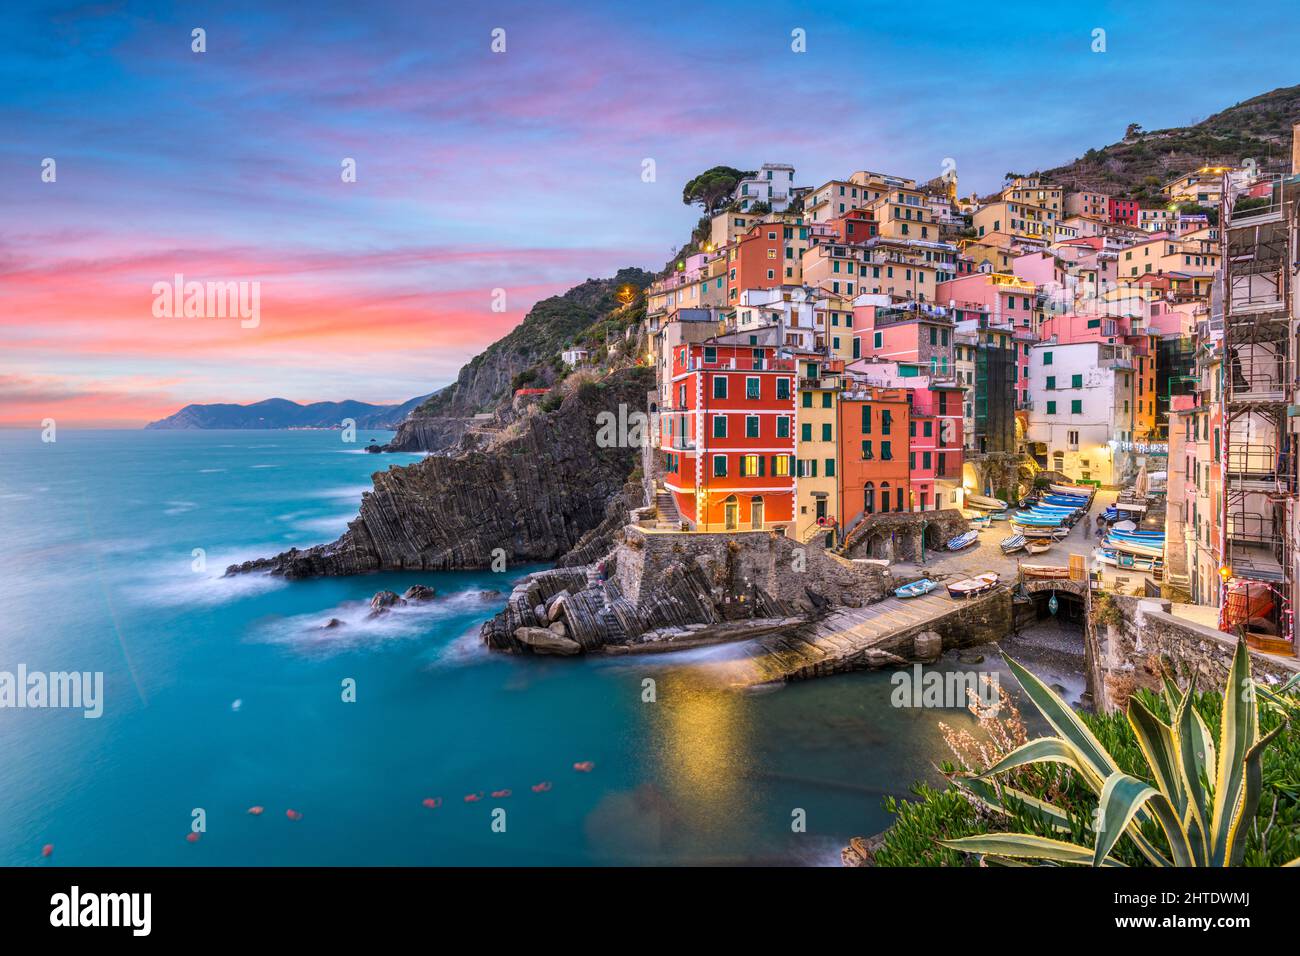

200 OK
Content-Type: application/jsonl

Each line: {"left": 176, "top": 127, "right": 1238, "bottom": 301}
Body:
{"left": 186, "top": 832, "right": 201, "bottom": 843}
{"left": 247, "top": 806, "right": 264, "bottom": 816}
{"left": 41, "top": 844, "right": 53, "bottom": 858}
{"left": 531, "top": 782, "right": 552, "bottom": 793}
{"left": 463, "top": 792, "right": 483, "bottom": 803}
{"left": 491, "top": 789, "right": 512, "bottom": 799}
{"left": 573, "top": 761, "right": 595, "bottom": 773}
{"left": 285, "top": 809, "right": 303, "bottom": 821}
{"left": 422, "top": 797, "right": 442, "bottom": 809}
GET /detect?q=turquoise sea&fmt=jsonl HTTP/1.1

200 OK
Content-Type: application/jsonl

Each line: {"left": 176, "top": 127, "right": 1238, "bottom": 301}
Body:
{"left": 0, "top": 429, "right": 985, "bottom": 866}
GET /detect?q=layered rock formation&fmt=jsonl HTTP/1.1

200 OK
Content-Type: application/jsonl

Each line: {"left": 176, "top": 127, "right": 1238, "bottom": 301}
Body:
{"left": 227, "top": 367, "right": 653, "bottom": 578}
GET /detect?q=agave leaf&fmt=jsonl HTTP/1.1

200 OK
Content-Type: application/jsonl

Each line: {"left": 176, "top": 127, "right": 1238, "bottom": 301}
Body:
{"left": 941, "top": 832, "right": 1127, "bottom": 866}
{"left": 1209, "top": 640, "right": 1257, "bottom": 866}
{"left": 1161, "top": 673, "right": 1184, "bottom": 714}
{"left": 1172, "top": 677, "right": 1213, "bottom": 863}
{"left": 1003, "top": 654, "right": 1119, "bottom": 783}
{"left": 1190, "top": 705, "right": 1218, "bottom": 787}
{"left": 1285, "top": 856, "right": 1300, "bottom": 867}
{"left": 977, "top": 735, "right": 1103, "bottom": 790}
{"left": 981, "top": 855, "right": 1037, "bottom": 867}
{"left": 1098, "top": 772, "right": 1195, "bottom": 868}
{"left": 959, "top": 775, "right": 1073, "bottom": 834}
{"left": 1127, "top": 696, "right": 1184, "bottom": 811}
{"left": 1225, "top": 724, "right": 1285, "bottom": 867}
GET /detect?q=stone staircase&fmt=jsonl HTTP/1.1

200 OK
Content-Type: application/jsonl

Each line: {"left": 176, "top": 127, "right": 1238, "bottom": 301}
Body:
{"left": 654, "top": 488, "right": 682, "bottom": 530}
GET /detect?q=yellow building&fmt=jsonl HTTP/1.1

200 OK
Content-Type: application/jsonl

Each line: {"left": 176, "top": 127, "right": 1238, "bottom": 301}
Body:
{"left": 972, "top": 200, "right": 1052, "bottom": 241}
{"left": 1000, "top": 176, "right": 1065, "bottom": 214}
{"left": 814, "top": 292, "right": 857, "bottom": 361}
{"left": 867, "top": 183, "right": 940, "bottom": 242}
{"left": 794, "top": 356, "right": 843, "bottom": 546}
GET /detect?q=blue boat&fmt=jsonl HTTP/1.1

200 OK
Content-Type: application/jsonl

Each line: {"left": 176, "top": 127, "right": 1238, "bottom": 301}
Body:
{"left": 895, "top": 579, "right": 938, "bottom": 599}
{"left": 947, "top": 530, "right": 979, "bottom": 551}
{"left": 1013, "top": 512, "right": 1065, "bottom": 525}
{"left": 1043, "top": 495, "right": 1088, "bottom": 508}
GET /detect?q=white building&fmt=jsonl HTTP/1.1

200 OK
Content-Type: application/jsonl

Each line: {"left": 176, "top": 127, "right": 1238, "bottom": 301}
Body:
{"left": 733, "top": 286, "right": 820, "bottom": 350}
{"left": 734, "top": 163, "right": 797, "bottom": 212}
{"left": 1026, "top": 340, "right": 1136, "bottom": 486}
{"left": 560, "top": 348, "right": 590, "bottom": 367}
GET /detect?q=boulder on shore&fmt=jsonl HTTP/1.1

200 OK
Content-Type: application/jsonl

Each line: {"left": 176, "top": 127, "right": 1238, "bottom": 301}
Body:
{"left": 513, "top": 626, "right": 581, "bottom": 656}
{"left": 402, "top": 585, "right": 437, "bottom": 602}
{"left": 912, "top": 630, "right": 943, "bottom": 663}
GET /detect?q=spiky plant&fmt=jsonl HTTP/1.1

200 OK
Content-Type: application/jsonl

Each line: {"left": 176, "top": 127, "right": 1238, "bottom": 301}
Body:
{"left": 941, "top": 639, "right": 1298, "bottom": 867}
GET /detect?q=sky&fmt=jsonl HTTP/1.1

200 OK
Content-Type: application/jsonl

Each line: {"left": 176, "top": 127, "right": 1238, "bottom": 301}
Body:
{"left": 1, "top": 0, "right": 1297, "bottom": 427}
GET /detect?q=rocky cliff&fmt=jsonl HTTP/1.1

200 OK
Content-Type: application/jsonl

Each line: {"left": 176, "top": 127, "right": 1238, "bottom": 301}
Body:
{"left": 383, "top": 268, "right": 653, "bottom": 452}
{"left": 227, "top": 366, "right": 654, "bottom": 578}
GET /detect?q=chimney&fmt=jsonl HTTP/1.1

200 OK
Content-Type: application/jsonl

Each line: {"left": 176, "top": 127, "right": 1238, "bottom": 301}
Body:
{"left": 1293, "top": 122, "right": 1300, "bottom": 175}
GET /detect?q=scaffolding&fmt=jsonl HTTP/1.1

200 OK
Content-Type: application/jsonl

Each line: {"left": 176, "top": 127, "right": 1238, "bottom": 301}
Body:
{"left": 1218, "top": 175, "right": 1296, "bottom": 647}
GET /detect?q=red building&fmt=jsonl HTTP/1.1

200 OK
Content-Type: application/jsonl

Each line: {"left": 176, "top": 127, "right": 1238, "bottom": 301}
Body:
{"left": 660, "top": 341, "right": 797, "bottom": 531}
{"left": 905, "top": 384, "right": 965, "bottom": 510}
{"left": 726, "top": 222, "right": 791, "bottom": 303}
{"left": 1108, "top": 196, "right": 1139, "bottom": 226}
{"left": 826, "top": 208, "right": 878, "bottom": 244}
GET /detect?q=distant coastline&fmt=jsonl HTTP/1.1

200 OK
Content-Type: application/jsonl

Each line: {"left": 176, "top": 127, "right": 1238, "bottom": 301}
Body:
{"left": 144, "top": 393, "right": 432, "bottom": 430}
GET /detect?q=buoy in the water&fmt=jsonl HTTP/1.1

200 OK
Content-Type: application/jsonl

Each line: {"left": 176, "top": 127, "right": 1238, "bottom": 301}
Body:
{"left": 573, "top": 761, "right": 595, "bottom": 773}
{"left": 41, "top": 844, "right": 53, "bottom": 858}
{"left": 231, "top": 699, "right": 242, "bottom": 712}
{"left": 186, "top": 832, "right": 201, "bottom": 843}
{"left": 463, "top": 793, "right": 483, "bottom": 803}
{"left": 531, "top": 782, "right": 552, "bottom": 793}
{"left": 247, "top": 806, "right": 264, "bottom": 816}
{"left": 285, "top": 809, "right": 303, "bottom": 821}
{"left": 491, "top": 789, "right": 511, "bottom": 799}
{"left": 422, "top": 797, "right": 442, "bottom": 809}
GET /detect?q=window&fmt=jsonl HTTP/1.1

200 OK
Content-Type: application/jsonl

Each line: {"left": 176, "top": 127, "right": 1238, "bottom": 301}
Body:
{"left": 923, "top": 421, "right": 932, "bottom": 437}
{"left": 1043, "top": 351, "right": 1053, "bottom": 365}
{"left": 1071, "top": 373, "right": 1082, "bottom": 389}
{"left": 923, "top": 452, "right": 932, "bottom": 469}
{"left": 800, "top": 423, "right": 812, "bottom": 441}
{"left": 713, "top": 415, "right": 727, "bottom": 438}
{"left": 1071, "top": 399, "right": 1082, "bottom": 414}
{"left": 1046, "top": 375, "right": 1056, "bottom": 391}
{"left": 818, "top": 423, "right": 831, "bottom": 442}
{"left": 741, "top": 454, "right": 761, "bottom": 477}
{"left": 776, "top": 378, "right": 790, "bottom": 400}
{"left": 825, "top": 458, "right": 835, "bottom": 477}
{"left": 802, "top": 392, "right": 812, "bottom": 408}
{"left": 881, "top": 410, "right": 892, "bottom": 435}
{"left": 873, "top": 332, "right": 883, "bottom": 349}
{"left": 746, "top": 377, "right": 760, "bottom": 400}
{"left": 773, "top": 455, "right": 790, "bottom": 477}
{"left": 881, "top": 440, "right": 893, "bottom": 461}
{"left": 746, "top": 416, "right": 759, "bottom": 438}
{"left": 821, "top": 393, "right": 832, "bottom": 408}
{"left": 713, "top": 376, "right": 727, "bottom": 399}
{"left": 861, "top": 406, "right": 871, "bottom": 433}
{"left": 713, "top": 455, "right": 727, "bottom": 477}
{"left": 1046, "top": 400, "right": 1057, "bottom": 414}
{"left": 776, "top": 417, "right": 789, "bottom": 439}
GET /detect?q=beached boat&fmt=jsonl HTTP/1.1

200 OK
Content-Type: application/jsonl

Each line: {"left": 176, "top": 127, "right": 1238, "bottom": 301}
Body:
{"left": 1000, "top": 534, "right": 1027, "bottom": 554}
{"left": 1024, "top": 538, "right": 1053, "bottom": 555}
{"left": 895, "top": 579, "right": 938, "bottom": 599}
{"left": 1049, "top": 482, "right": 1093, "bottom": 497}
{"left": 1111, "top": 519, "right": 1137, "bottom": 532}
{"left": 946, "top": 530, "right": 979, "bottom": 551}
{"left": 1115, "top": 501, "right": 1147, "bottom": 513}
{"left": 967, "top": 494, "right": 1008, "bottom": 511}
{"left": 1105, "top": 535, "right": 1163, "bottom": 558}
{"left": 1013, "top": 513, "right": 1065, "bottom": 526}
{"left": 1020, "top": 564, "right": 1070, "bottom": 579}
{"left": 989, "top": 512, "right": 1008, "bottom": 521}
{"left": 1014, "top": 523, "right": 1070, "bottom": 539}
{"left": 947, "top": 572, "right": 999, "bottom": 598}
{"left": 1042, "top": 495, "right": 1088, "bottom": 509}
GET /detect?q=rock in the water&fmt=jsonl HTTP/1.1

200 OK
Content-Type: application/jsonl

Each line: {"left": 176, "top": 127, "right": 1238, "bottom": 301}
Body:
{"left": 368, "top": 590, "right": 407, "bottom": 617}
{"left": 548, "top": 620, "right": 568, "bottom": 637}
{"left": 478, "top": 590, "right": 503, "bottom": 600}
{"left": 841, "top": 833, "right": 887, "bottom": 867}
{"left": 913, "top": 630, "right": 943, "bottom": 662}
{"left": 321, "top": 618, "right": 344, "bottom": 629}
{"left": 402, "top": 585, "right": 437, "bottom": 602}
{"left": 513, "top": 626, "right": 581, "bottom": 656}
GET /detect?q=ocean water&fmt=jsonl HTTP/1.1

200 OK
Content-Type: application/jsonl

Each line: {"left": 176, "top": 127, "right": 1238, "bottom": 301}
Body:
{"left": 0, "top": 429, "right": 993, "bottom": 866}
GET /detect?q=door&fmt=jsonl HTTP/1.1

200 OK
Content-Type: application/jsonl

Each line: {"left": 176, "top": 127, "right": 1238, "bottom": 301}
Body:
{"left": 724, "top": 498, "right": 738, "bottom": 530}
{"left": 750, "top": 496, "right": 764, "bottom": 529}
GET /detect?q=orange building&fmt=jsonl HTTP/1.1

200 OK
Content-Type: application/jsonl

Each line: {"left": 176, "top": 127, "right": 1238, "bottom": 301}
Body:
{"left": 837, "top": 386, "right": 911, "bottom": 527}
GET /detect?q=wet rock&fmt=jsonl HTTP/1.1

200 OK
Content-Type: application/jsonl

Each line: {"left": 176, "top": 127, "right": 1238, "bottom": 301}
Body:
{"left": 478, "top": 590, "right": 503, "bottom": 600}
{"left": 368, "top": 590, "right": 407, "bottom": 617}
{"left": 402, "top": 585, "right": 437, "bottom": 602}
{"left": 958, "top": 651, "right": 986, "bottom": 665}
{"left": 841, "top": 833, "right": 887, "bottom": 867}
{"left": 913, "top": 630, "right": 943, "bottom": 663}
{"left": 513, "top": 626, "right": 581, "bottom": 656}
{"left": 321, "top": 618, "right": 344, "bottom": 629}
{"left": 548, "top": 620, "right": 568, "bottom": 637}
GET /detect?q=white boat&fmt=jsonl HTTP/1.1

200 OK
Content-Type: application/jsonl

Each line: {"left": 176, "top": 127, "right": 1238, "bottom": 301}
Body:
{"left": 1106, "top": 536, "right": 1163, "bottom": 558}
{"left": 947, "top": 530, "right": 980, "bottom": 551}
{"left": 968, "top": 494, "right": 1008, "bottom": 511}
{"left": 895, "top": 579, "right": 938, "bottom": 599}
{"left": 1000, "top": 534, "right": 1027, "bottom": 554}
{"left": 1049, "top": 483, "right": 1093, "bottom": 498}
{"left": 947, "top": 572, "right": 999, "bottom": 598}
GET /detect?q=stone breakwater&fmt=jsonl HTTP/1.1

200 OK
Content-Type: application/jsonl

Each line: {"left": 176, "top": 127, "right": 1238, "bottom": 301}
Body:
{"left": 226, "top": 369, "right": 653, "bottom": 579}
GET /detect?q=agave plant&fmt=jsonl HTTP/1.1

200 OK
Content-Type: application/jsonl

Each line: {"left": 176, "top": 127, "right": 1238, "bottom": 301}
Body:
{"left": 940, "top": 638, "right": 1297, "bottom": 867}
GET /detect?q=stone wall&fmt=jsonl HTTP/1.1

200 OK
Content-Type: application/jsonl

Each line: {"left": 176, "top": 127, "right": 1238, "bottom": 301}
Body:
{"left": 618, "top": 525, "right": 891, "bottom": 609}
{"left": 840, "top": 508, "right": 968, "bottom": 561}
{"left": 1088, "top": 593, "right": 1300, "bottom": 713}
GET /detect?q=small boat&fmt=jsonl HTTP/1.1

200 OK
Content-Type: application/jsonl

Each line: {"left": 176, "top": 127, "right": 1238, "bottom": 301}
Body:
{"left": 947, "top": 530, "right": 979, "bottom": 551}
{"left": 968, "top": 494, "right": 1008, "bottom": 511}
{"left": 1105, "top": 536, "right": 1163, "bottom": 558}
{"left": 967, "top": 514, "right": 991, "bottom": 527}
{"left": 1042, "top": 495, "right": 1087, "bottom": 509}
{"left": 1025, "top": 539, "right": 1053, "bottom": 555}
{"left": 1021, "top": 564, "right": 1071, "bottom": 579}
{"left": 989, "top": 512, "right": 1008, "bottom": 521}
{"left": 895, "top": 579, "right": 938, "bottom": 599}
{"left": 1000, "top": 534, "right": 1027, "bottom": 554}
{"left": 1115, "top": 501, "right": 1147, "bottom": 513}
{"left": 1112, "top": 519, "right": 1137, "bottom": 532}
{"left": 1016, "top": 523, "right": 1070, "bottom": 538}
{"left": 1050, "top": 482, "right": 1093, "bottom": 497}
{"left": 947, "top": 572, "right": 999, "bottom": 598}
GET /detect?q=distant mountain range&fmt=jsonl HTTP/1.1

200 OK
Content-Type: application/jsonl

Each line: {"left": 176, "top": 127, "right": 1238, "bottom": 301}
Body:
{"left": 145, "top": 394, "right": 433, "bottom": 430}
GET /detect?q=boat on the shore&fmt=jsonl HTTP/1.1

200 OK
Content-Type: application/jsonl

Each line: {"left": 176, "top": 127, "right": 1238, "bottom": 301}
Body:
{"left": 1050, "top": 482, "right": 1094, "bottom": 498}
{"left": 1105, "top": 535, "right": 1163, "bottom": 558}
{"left": 947, "top": 530, "right": 979, "bottom": 551}
{"left": 1015, "top": 523, "right": 1070, "bottom": 540}
{"left": 947, "top": 572, "right": 999, "bottom": 598}
{"left": 1021, "top": 564, "right": 1071, "bottom": 579}
{"left": 967, "top": 494, "right": 1008, "bottom": 511}
{"left": 1000, "top": 533, "right": 1027, "bottom": 554}
{"left": 1094, "top": 547, "right": 1164, "bottom": 572}
{"left": 1024, "top": 539, "right": 1053, "bottom": 555}
{"left": 1042, "top": 494, "right": 1089, "bottom": 508}
{"left": 895, "top": 579, "right": 938, "bottom": 599}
